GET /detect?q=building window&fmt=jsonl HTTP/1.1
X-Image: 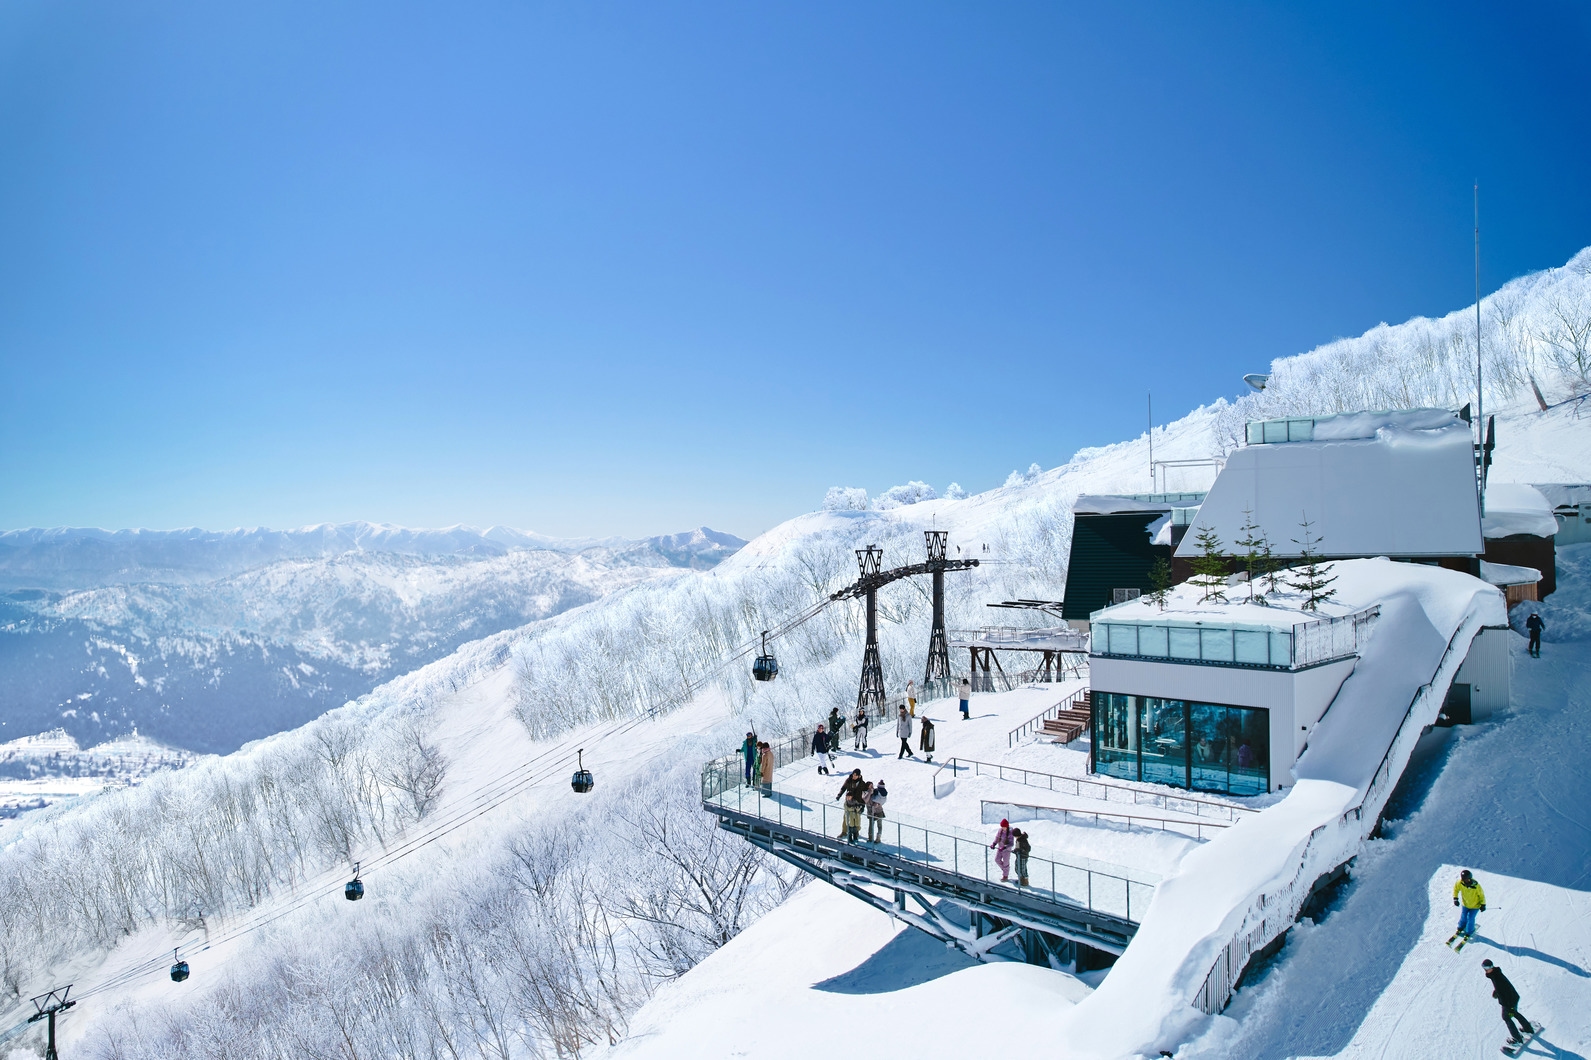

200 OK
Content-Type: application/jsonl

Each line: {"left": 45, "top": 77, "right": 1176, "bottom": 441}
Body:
{"left": 1090, "top": 693, "right": 1270, "bottom": 796}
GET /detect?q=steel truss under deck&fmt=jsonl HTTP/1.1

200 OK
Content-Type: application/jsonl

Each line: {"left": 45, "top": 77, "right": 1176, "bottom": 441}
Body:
{"left": 714, "top": 806, "right": 1133, "bottom": 970}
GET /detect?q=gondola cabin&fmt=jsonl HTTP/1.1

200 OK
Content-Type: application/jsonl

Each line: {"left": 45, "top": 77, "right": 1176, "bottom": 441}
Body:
{"left": 751, "top": 630, "right": 779, "bottom": 682}
{"left": 170, "top": 952, "right": 190, "bottom": 982}
{"left": 571, "top": 749, "right": 594, "bottom": 794}
{"left": 345, "top": 863, "right": 365, "bottom": 901}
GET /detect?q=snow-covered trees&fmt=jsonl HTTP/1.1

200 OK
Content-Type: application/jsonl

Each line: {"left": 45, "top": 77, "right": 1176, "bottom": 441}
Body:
{"left": 822, "top": 486, "right": 869, "bottom": 511}
{"left": 873, "top": 481, "right": 939, "bottom": 509}
{"left": 1288, "top": 515, "right": 1338, "bottom": 612}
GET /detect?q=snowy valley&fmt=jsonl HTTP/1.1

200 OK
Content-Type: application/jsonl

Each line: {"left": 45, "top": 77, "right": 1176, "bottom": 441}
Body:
{"left": 2, "top": 249, "right": 1590, "bottom": 1060}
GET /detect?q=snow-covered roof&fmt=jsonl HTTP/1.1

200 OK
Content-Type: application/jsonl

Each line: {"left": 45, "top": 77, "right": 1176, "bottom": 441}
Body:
{"left": 1532, "top": 482, "right": 1591, "bottom": 509}
{"left": 1245, "top": 407, "right": 1461, "bottom": 445}
{"left": 1480, "top": 559, "right": 1542, "bottom": 586}
{"left": 1482, "top": 482, "right": 1559, "bottom": 539}
{"left": 1175, "top": 421, "right": 1482, "bottom": 559}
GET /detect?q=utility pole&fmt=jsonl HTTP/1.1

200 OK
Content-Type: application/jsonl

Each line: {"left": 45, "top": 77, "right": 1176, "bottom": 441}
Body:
{"left": 27, "top": 986, "right": 75, "bottom": 1060}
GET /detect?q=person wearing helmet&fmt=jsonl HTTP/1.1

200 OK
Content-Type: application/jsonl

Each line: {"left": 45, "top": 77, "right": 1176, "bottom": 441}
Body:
{"left": 1453, "top": 869, "right": 1486, "bottom": 940}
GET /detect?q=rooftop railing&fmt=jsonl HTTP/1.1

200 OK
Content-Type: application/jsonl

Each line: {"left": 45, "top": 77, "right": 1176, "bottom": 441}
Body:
{"left": 1090, "top": 605, "right": 1379, "bottom": 671}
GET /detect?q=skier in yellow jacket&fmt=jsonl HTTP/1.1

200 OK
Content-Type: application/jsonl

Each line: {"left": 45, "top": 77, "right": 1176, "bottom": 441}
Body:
{"left": 1454, "top": 869, "right": 1486, "bottom": 939}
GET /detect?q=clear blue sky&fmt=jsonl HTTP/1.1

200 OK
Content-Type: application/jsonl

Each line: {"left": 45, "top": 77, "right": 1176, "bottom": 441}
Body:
{"left": 2, "top": 2, "right": 1588, "bottom": 540}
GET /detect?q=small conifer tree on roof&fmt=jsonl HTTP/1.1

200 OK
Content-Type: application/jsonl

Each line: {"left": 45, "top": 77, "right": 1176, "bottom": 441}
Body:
{"left": 1234, "top": 507, "right": 1264, "bottom": 601}
{"left": 1288, "top": 513, "right": 1338, "bottom": 612}
{"left": 1148, "top": 554, "right": 1173, "bottom": 610}
{"left": 1189, "top": 526, "right": 1228, "bottom": 603}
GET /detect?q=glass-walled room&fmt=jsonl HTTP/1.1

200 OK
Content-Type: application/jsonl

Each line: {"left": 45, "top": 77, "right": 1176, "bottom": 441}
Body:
{"left": 1091, "top": 692, "right": 1269, "bottom": 796}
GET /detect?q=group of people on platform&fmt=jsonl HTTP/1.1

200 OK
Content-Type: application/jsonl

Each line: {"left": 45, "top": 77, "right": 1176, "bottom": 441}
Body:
{"left": 834, "top": 768, "right": 890, "bottom": 842}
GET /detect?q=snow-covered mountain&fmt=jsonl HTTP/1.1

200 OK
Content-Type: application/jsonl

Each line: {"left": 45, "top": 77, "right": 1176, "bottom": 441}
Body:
{"left": 2, "top": 249, "right": 1588, "bottom": 1059}
{"left": 0, "top": 526, "right": 744, "bottom": 754}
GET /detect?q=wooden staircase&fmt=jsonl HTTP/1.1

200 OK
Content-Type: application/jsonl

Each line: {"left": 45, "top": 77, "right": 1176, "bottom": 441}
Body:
{"left": 1041, "top": 689, "right": 1092, "bottom": 743}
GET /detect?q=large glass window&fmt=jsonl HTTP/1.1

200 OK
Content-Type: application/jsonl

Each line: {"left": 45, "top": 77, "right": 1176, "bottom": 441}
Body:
{"left": 1091, "top": 693, "right": 1270, "bottom": 796}
{"left": 1092, "top": 692, "right": 1138, "bottom": 783}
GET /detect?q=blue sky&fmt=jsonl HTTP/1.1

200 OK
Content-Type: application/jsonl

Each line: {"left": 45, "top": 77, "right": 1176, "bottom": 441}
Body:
{"left": 1, "top": 2, "right": 1588, "bottom": 540}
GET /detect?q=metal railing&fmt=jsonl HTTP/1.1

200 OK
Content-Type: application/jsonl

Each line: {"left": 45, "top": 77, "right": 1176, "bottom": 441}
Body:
{"left": 982, "top": 800, "right": 1232, "bottom": 842}
{"left": 1008, "top": 687, "right": 1091, "bottom": 747}
{"left": 931, "top": 757, "right": 1257, "bottom": 823}
{"left": 1091, "top": 605, "right": 1379, "bottom": 671}
{"left": 702, "top": 760, "right": 1159, "bottom": 923}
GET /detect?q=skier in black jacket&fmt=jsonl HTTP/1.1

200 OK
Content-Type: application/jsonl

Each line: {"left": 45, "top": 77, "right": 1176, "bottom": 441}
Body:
{"left": 1482, "top": 959, "right": 1535, "bottom": 1044}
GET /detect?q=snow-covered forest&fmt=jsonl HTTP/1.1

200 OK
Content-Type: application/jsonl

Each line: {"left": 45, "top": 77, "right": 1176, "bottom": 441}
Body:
{"left": 1, "top": 248, "right": 1588, "bottom": 1058}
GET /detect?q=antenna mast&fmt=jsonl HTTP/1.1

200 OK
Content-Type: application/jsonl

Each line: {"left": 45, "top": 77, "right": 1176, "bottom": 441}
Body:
{"left": 1147, "top": 391, "right": 1154, "bottom": 491}
{"left": 1474, "top": 182, "right": 1484, "bottom": 513}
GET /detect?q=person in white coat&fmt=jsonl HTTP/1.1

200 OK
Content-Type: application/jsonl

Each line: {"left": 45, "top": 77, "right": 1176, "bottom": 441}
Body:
{"left": 853, "top": 706, "right": 870, "bottom": 751}
{"left": 958, "top": 676, "right": 972, "bottom": 720}
{"left": 895, "top": 706, "right": 915, "bottom": 759}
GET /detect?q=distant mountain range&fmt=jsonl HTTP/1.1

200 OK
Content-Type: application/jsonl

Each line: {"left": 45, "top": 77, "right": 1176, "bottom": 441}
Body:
{"left": 0, "top": 524, "right": 745, "bottom": 754}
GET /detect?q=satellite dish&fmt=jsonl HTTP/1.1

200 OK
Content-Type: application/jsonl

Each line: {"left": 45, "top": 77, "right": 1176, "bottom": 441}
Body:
{"left": 1243, "top": 373, "right": 1269, "bottom": 392}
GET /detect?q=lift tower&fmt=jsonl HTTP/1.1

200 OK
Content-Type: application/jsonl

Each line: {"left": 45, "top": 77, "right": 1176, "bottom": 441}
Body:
{"left": 829, "top": 534, "right": 978, "bottom": 715}
{"left": 27, "top": 987, "right": 75, "bottom": 1060}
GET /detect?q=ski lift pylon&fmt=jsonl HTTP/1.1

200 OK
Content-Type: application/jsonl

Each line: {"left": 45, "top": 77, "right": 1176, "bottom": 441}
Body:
{"left": 571, "top": 749, "right": 594, "bottom": 794}
{"left": 752, "top": 630, "right": 779, "bottom": 683}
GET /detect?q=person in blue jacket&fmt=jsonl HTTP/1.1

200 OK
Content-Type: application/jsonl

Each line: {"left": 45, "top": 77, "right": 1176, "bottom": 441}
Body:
{"left": 741, "top": 731, "right": 758, "bottom": 787}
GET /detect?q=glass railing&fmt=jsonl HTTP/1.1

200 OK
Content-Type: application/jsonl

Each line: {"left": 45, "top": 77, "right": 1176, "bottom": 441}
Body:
{"left": 1090, "top": 606, "right": 1378, "bottom": 671}
{"left": 701, "top": 754, "right": 1160, "bottom": 923}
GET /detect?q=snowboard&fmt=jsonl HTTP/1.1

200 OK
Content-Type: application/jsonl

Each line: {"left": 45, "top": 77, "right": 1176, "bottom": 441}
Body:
{"left": 1501, "top": 1025, "right": 1540, "bottom": 1057}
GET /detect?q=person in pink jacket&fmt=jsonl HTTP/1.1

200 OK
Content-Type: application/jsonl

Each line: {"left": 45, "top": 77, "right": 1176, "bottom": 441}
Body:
{"left": 991, "top": 819, "right": 1015, "bottom": 882}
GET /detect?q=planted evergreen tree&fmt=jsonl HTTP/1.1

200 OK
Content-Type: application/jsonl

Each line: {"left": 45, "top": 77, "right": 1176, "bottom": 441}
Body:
{"left": 1148, "top": 554, "right": 1173, "bottom": 610}
{"left": 1234, "top": 507, "right": 1264, "bottom": 601}
{"left": 1289, "top": 513, "right": 1338, "bottom": 611}
{"left": 1189, "top": 526, "right": 1228, "bottom": 603}
{"left": 1258, "top": 530, "right": 1282, "bottom": 596}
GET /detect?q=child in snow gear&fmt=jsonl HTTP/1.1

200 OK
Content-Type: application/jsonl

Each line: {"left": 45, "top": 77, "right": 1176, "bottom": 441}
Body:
{"left": 811, "top": 726, "right": 833, "bottom": 774}
{"left": 853, "top": 706, "right": 870, "bottom": 751}
{"left": 907, "top": 679, "right": 917, "bottom": 716}
{"left": 919, "top": 716, "right": 936, "bottom": 763}
{"left": 896, "top": 706, "right": 916, "bottom": 759}
{"left": 991, "top": 819, "right": 1014, "bottom": 881}
{"left": 1013, "top": 827, "right": 1031, "bottom": 887}
{"left": 741, "top": 732, "right": 758, "bottom": 786}
{"left": 1454, "top": 869, "right": 1486, "bottom": 939}
{"left": 1483, "top": 960, "right": 1535, "bottom": 1045}
{"left": 1525, "top": 612, "right": 1544, "bottom": 657}
{"left": 958, "top": 676, "right": 972, "bottom": 720}
{"left": 866, "top": 779, "right": 888, "bottom": 842}
{"left": 836, "top": 770, "right": 867, "bottom": 842}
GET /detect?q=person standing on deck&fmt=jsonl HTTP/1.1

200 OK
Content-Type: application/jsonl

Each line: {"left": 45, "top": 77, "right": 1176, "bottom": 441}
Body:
{"left": 919, "top": 716, "right": 936, "bottom": 763}
{"left": 853, "top": 706, "right": 870, "bottom": 751}
{"left": 958, "top": 676, "right": 972, "bottom": 720}
{"left": 759, "top": 741, "right": 774, "bottom": 792}
{"left": 828, "top": 707, "right": 847, "bottom": 750}
{"left": 1482, "top": 960, "right": 1536, "bottom": 1046}
{"left": 1012, "top": 827, "right": 1031, "bottom": 887}
{"left": 836, "top": 769, "right": 867, "bottom": 842}
{"left": 1525, "top": 611, "right": 1544, "bottom": 658}
{"left": 895, "top": 706, "right": 916, "bottom": 759}
{"left": 991, "top": 819, "right": 1014, "bottom": 882}
{"left": 741, "top": 731, "right": 758, "bottom": 787}
{"left": 1454, "top": 869, "right": 1486, "bottom": 939}
{"left": 866, "top": 779, "right": 888, "bottom": 842}
{"left": 811, "top": 725, "right": 833, "bottom": 775}
{"left": 906, "top": 679, "right": 917, "bottom": 716}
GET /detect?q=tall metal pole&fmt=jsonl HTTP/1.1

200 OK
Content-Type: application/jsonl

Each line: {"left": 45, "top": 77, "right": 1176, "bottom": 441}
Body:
{"left": 923, "top": 531, "right": 952, "bottom": 691}
{"left": 1475, "top": 182, "right": 1484, "bottom": 514}
{"left": 1147, "top": 391, "right": 1154, "bottom": 491}
{"left": 855, "top": 547, "right": 886, "bottom": 715}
